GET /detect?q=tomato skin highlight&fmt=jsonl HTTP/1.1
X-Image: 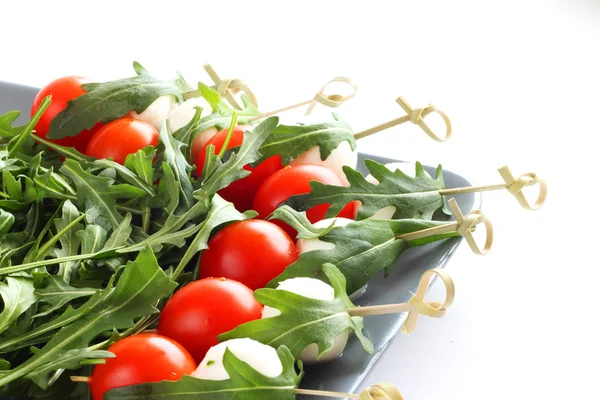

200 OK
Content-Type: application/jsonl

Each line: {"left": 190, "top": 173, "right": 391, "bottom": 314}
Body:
{"left": 89, "top": 333, "right": 196, "bottom": 400}
{"left": 85, "top": 118, "right": 159, "bottom": 164}
{"left": 196, "top": 127, "right": 283, "bottom": 212}
{"left": 252, "top": 164, "right": 357, "bottom": 238}
{"left": 157, "top": 277, "right": 262, "bottom": 363}
{"left": 31, "top": 76, "right": 101, "bottom": 152}
{"left": 199, "top": 220, "right": 298, "bottom": 290}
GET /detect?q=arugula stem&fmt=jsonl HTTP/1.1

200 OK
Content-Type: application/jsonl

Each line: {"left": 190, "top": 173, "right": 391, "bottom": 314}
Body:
{"left": 9, "top": 96, "right": 51, "bottom": 157}
{"left": 218, "top": 112, "right": 238, "bottom": 158}
{"left": 35, "top": 213, "right": 86, "bottom": 261}
{"left": 0, "top": 191, "right": 9, "bottom": 199}
{"left": 115, "top": 204, "right": 143, "bottom": 215}
{"left": 30, "top": 133, "right": 88, "bottom": 162}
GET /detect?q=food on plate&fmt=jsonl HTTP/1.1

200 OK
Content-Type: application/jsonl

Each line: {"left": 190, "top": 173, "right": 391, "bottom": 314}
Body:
{"left": 198, "top": 219, "right": 298, "bottom": 290}
{"left": 157, "top": 277, "right": 262, "bottom": 362}
{"left": 0, "top": 60, "right": 541, "bottom": 399}
{"left": 84, "top": 117, "right": 159, "bottom": 164}
{"left": 252, "top": 164, "right": 357, "bottom": 238}
{"left": 89, "top": 333, "right": 196, "bottom": 400}
{"left": 262, "top": 277, "right": 350, "bottom": 364}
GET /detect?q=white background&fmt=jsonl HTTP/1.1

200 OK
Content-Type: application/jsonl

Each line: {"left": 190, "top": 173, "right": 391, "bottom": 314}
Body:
{"left": 2, "top": 0, "right": 599, "bottom": 399}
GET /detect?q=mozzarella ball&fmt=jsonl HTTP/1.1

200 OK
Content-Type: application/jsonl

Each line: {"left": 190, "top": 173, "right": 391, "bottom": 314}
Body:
{"left": 296, "top": 218, "right": 353, "bottom": 253}
{"left": 130, "top": 95, "right": 178, "bottom": 131}
{"left": 167, "top": 97, "right": 212, "bottom": 133}
{"left": 365, "top": 162, "right": 432, "bottom": 220}
{"left": 193, "top": 338, "right": 282, "bottom": 381}
{"left": 262, "top": 276, "right": 349, "bottom": 365}
{"left": 290, "top": 141, "right": 357, "bottom": 185}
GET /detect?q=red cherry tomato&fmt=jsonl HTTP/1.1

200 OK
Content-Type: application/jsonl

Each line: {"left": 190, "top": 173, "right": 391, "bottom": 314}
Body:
{"left": 199, "top": 220, "right": 298, "bottom": 290}
{"left": 252, "top": 164, "right": 357, "bottom": 237}
{"left": 31, "top": 76, "right": 101, "bottom": 152}
{"left": 157, "top": 277, "right": 262, "bottom": 362}
{"left": 85, "top": 118, "right": 159, "bottom": 164}
{"left": 89, "top": 333, "right": 196, "bottom": 400}
{"left": 196, "top": 126, "right": 282, "bottom": 212}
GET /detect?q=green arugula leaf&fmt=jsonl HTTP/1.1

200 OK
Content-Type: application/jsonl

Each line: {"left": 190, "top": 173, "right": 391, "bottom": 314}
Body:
{"left": 35, "top": 276, "right": 97, "bottom": 318}
{"left": 102, "top": 213, "right": 133, "bottom": 251}
{"left": 94, "top": 149, "right": 156, "bottom": 197}
{"left": 266, "top": 206, "right": 334, "bottom": 240}
{"left": 308, "top": 160, "right": 446, "bottom": 220}
{"left": 105, "top": 345, "right": 302, "bottom": 400}
{"left": 47, "top": 75, "right": 182, "bottom": 140}
{"left": 60, "top": 160, "right": 145, "bottom": 231}
{"left": 220, "top": 264, "right": 373, "bottom": 358}
{"left": 0, "top": 111, "right": 24, "bottom": 139}
{"left": 53, "top": 201, "right": 85, "bottom": 283}
{"left": 172, "top": 107, "right": 203, "bottom": 149}
{"left": 0, "top": 149, "right": 25, "bottom": 173}
{"left": 201, "top": 116, "right": 278, "bottom": 196}
{"left": 0, "top": 276, "right": 37, "bottom": 334}
{"left": 196, "top": 83, "right": 260, "bottom": 118}
{"left": 0, "top": 246, "right": 176, "bottom": 388}
{"left": 257, "top": 114, "right": 356, "bottom": 165}
{"left": 8, "top": 96, "right": 51, "bottom": 157}
{"left": 76, "top": 225, "right": 108, "bottom": 255}
{"left": 157, "top": 123, "right": 194, "bottom": 213}
{"left": 269, "top": 218, "right": 461, "bottom": 294}
{"left": 29, "top": 154, "right": 78, "bottom": 201}
{"left": 25, "top": 348, "right": 114, "bottom": 389}
{"left": 0, "top": 209, "right": 14, "bottom": 235}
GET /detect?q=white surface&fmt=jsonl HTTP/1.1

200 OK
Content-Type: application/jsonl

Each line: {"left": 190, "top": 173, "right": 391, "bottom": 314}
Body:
{"left": 1, "top": 1, "right": 599, "bottom": 398}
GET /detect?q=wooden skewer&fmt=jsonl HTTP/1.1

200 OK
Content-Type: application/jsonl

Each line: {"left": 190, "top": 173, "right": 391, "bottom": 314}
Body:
{"left": 348, "top": 269, "right": 454, "bottom": 335}
{"left": 70, "top": 376, "right": 90, "bottom": 383}
{"left": 354, "top": 96, "right": 451, "bottom": 142}
{"left": 439, "top": 165, "right": 547, "bottom": 211}
{"left": 248, "top": 76, "right": 358, "bottom": 121}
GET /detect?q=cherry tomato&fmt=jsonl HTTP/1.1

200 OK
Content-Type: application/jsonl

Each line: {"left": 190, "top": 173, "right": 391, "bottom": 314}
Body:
{"left": 89, "top": 333, "right": 196, "bottom": 400}
{"left": 196, "top": 126, "right": 282, "bottom": 212}
{"left": 157, "top": 277, "right": 262, "bottom": 362}
{"left": 85, "top": 118, "right": 159, "bottom": 164}
{"left": 199, "top": 220, "right": 298, "bottom": 290}
{"left": 252, "top": 164, "right": 357, "bottom": 238}
{"left": 31, "top": 76, "right": 101, "bottom": 152}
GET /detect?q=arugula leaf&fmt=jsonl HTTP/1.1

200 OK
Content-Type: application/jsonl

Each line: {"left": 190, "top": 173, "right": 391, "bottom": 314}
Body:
{"left": 0, "top": 246, "right": 176, "bottom": 388}
{"left": 308, "top": 159, "right": 446, "bottom": 220}
{"left": 266, "top": 206, "right": 334, "bottom": 240}
{"left": 0, "top": 111, "right": 24, "bottom": 139}
{"left": 197, "top": 83, "right": 260, "bottom": 118}
{"left": 157, "top": 123, "right": 194, "bottom": 213}
{"left": 257, "top": 114, "right": 356, "bottom": 165}
{"left": 25, "top": 349, "right": 114, "bottom": 389}
{"left": 76, "top": 225, "right": 108, "bottom": 255}
{"left": 0, "top": 209, "right": 14, "bottom": 235}
{"left": 220, "top": 264, "right": 373, "bottom": 358}
{"left": 35, "top": 276, "right": 97, "bottom": 318}
{"left": 94, "top": 149, "right": 156, "bottom": 197}
{"left": 201, "top": 117, "right": 278, "bottom": 196}
{"left": 47, "top": 75, "right": 182, "bottom": 140}
{"left": 105, "top": 345, "right": 302, "bottom": 400}
{"left": 53, "top": 201, "right": 84, "bottom": 283}
{"left": 30, "top": 154, "right": 78, "bottom": 201}
{"left": 0, "top": 276, "right": 37, "bottom": 334}
{"left": 60, "top": 160, "right": 145, "bottom": 231}
{"left": 269, "top": 218, "right": 461, "bottom": 294}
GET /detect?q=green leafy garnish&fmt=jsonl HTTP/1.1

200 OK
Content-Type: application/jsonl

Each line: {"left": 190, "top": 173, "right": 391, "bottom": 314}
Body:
{"left": 269, "top": 218, "right": 462, "bottom": 294}
{"left": 308, "top": 159, "right": 446, "bottom": 220}
{"left": 47, "top": 75, "right": 182, "bottom": 140}
{"left": 220, "top": 264, "right": 373, "bottom": 358}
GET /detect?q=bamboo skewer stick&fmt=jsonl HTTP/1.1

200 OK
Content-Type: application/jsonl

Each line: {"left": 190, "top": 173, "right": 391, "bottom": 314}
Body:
{"left": 348, "top": 269, "right": 455, "bottom": 335}
{"left": 69, "top": 376, "right": 403, "bottom": 399}
{"left": 248, "top": 76, "right": 358, "bottom": 121}
{"left": 398, "top": 198, "right": 493, "bottom": 256}
{"left": 354, "top": 96, "right": 451, "bottom": 142}
{"left": 439, "top": 165, "right": 547, "bottom": 211}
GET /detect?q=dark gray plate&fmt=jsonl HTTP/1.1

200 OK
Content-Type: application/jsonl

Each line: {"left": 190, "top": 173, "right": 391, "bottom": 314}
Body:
{"left": 0, "top": 81, "right": 480, "bottom": 399}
